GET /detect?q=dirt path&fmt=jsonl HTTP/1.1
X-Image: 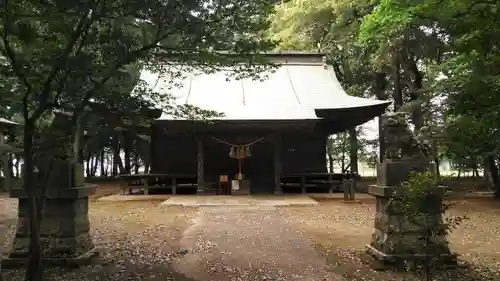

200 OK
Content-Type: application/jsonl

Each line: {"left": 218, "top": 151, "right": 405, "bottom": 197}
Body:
{"left": 172, "top": 206, "right": 344, "bottom": 281}
{"left": 0, "top": 195, "right": 17, "bottom": 259}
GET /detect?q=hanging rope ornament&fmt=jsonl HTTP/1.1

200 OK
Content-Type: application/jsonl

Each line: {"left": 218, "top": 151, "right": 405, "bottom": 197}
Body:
{"left": 229, "top": 145, "right": 253, "bottom": 159}
{"left": 212, "top": 136, "right": 267, "bottom": 181}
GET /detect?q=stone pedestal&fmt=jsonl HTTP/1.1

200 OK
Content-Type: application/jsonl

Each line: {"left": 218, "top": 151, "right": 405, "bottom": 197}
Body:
{"left": 366, "top": 161, "right": 454, "bottom": 266}
{"left": 1, "top": 162, "right": 97, "bottom": 268}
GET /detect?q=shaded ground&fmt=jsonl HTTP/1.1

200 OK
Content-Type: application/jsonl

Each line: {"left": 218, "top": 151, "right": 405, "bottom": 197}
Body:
{"left": 174, "top": 206, "right": 342, "bottom": 281}
{"left": 1, "top": 185, "right": 199, "bottom": 281}
{"left": 1, "top": 186, "right": 339, "bottom": 281}
{"left": 1, "top": 184, "right": 500, "bottom": 281}
{"left": 278, "top": 198, "right": 500, "bottom": 281}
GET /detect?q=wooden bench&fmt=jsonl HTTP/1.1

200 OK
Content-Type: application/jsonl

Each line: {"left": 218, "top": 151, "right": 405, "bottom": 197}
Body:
{"left": 116, "top": 174, "right": 159, "bottom": 195}
{"left": 281, "top": 175, "right": 315, "bottom": 193}
{"left": 282, "top": 173, "right": 358, "bottom": 193}
{"left": 117, "top": 173, "right": 220, "bottom": 195}
{"left": 170, "top": 174, "right": 197, "bottom": 194}
{"left": 117, "top": 173, "right": 176, "bottom": 195}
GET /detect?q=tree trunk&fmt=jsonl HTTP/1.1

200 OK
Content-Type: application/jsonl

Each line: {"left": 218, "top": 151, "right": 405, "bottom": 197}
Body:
{"left": 117, "top": 155, "right": 125, "bottom": 175}
{"left": 91, "top": 155, "right": 98, "bottom": 177}
{"left": 14, "top": 154, "right": 20, "bottom": 177}
{"left": 25, "top": 197, "right": 42, "bottom": 281}
{"left": 22, "top": 122, "right": 44, "bottom": 281}
{"left": 343, "top": 133, "right": 349, "bottom": 172}
{"left": 393, "top": 57, "right": 403, "bottom": 111}
{"left": 472, "top": 158, "right": 480, "bottom": 178}
{"left": 105, "top": 152, "right": 111, "bottom": 177}
{"left": 134, "top": 155, "right": 140, "bottom": 174}
{"left": 8, "top": 154, "right": 14, "bottom": 177}
{"left": 73, "top": 114, "right": 84, "bottom": 163}
{"left": 484, "top": 156, "right": 493, "bottom": 189}
{"left": 85, "top": 153, "right": 91, "bottom": 178}
{"left": 407, "top": 60, "right": 424, "bottom": 131}
{"left": 123, "top": 135, "right": 131, "bottom": 174}
{"left": 341, "top": 148, "right": 346, "bottom": 173}
{"left": 374, "top": 72, "right": 387, "bottom": 162}
{"left": 89, "top": 155, "right": 94, "bottom": 177}
{"left": 326, "top": 136, "right": 334, "bottom": 173}
{"left": 486, "top": 155, "right": 500, "bottom": 199}
{"left": 432, "top": 140, "right": 441, "bottom": 181}
{"left": 100, "top": 150, "right": 105, "bottom": 177}
{"left": 348, "top": 127, "right": 359, "bottom": 174}
{"left": 434, "top": 157, "right": 441, "bottom": 181}
{"left": 112, "top": 132, "right": 120, "bottom": 176}
{"left": 328, "top": 154, "right": 334, "bottom": 173}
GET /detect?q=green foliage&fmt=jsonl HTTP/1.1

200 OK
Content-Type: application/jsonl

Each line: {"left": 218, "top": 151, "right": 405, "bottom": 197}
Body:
{"left": 269, "top": 0, "right": 376, "bottom": 97}
{"left": 0, "top": 0, "right": 279, "bottom": 163}
{"left": 270, "top": 0, "right": 383, "bottom": 168}
{"left": 1, "top": 1, "right": 279, "bottom": 279}
{"left": 327, "top": 127, "right": 374, "bottom": 172}
{"left": 390, "top": 171, "right": 465, "bottom": 275}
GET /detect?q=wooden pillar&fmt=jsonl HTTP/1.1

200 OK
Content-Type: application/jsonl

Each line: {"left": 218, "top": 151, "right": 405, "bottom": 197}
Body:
{"left": 142, "top": 177, "right": 149, "bottom": 195}
{"left": 327, "top": 174, "right": 334, "bottom": 193}
{"left": 197, "top": 137, "right": 204, "bottom": 193}
{"left": 273, "top": 135, "right": 282, "bottom": 195}
{"left": 300, "top": 176, "right": 306, "bottom": 194}
{"left": 343, "top": 178, "right": 349, "bottom": 200}
{"left": 171, "top": 177, "right": 177, "bottom": 195}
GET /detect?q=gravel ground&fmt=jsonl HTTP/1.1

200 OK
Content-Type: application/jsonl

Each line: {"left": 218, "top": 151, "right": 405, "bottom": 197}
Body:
{"left": 0, "top": 188, "right": 199, "bottom": 281}
{"left": 0, "top": 194, "right": 17, "bottom": 260}
{"left": 2, "top": 187, "right": 500, "bottom": 281}
{"left": 278, "top": 198, "right": 500, "bottom": 281}
{"left": 173, "top": 206, "right": 344, "bottom": 281}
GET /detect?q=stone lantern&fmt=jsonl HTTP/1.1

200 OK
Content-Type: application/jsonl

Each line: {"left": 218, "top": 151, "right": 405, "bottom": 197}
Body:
{"left": 365, "top": 114, "right": 454, "bottom": 267}
{"left": 2, "top": 113, "right": 97, "bottom": 268}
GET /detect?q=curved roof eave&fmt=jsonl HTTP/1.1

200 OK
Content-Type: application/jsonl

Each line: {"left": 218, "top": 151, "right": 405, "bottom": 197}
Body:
{"left": 142, "top": 54, "right": 391, "bottom": 123}
{"left": 0, "top": 118, "right": 20, "bottom": 127}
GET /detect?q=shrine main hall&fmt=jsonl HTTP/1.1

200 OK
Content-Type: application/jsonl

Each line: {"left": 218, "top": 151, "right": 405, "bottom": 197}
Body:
{"left": 141, "top": 52, "right": 390, "bottom": 195}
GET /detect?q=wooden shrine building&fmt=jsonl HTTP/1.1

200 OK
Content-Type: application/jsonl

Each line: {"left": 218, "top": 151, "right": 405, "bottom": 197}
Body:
{"left": 145, "top": 52, "right": 390, "bottom": 195}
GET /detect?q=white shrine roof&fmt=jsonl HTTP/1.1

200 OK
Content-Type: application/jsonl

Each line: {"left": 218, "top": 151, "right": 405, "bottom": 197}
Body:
{"left": 139, "top": 53, "right": 390, "bottom": 121}
{"left": 0, "top": 118, "right": 19, "bottom": 126}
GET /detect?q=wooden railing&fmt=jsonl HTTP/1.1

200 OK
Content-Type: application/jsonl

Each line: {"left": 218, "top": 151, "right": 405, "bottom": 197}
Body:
{"left": 116, "top": 172, "right": 360, "bottom": 196}
{"left": 281, "top": 172, "right": 360, "bottom": 194}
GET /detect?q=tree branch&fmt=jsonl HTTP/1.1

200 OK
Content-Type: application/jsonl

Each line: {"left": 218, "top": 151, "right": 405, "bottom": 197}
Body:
{"left": 76, "top": 27, "right": 179, "bottom": 114}
{"left": 51, "top": 8, "right": 96, "bottom": 108}
{"left": 31, "top": 0, "right": 98, "bottom": 122}
{"left": 453, "top": 0, "right": 497, "bottom": 18}
{"left": 414, "top": 0, "right": 497, "bottom": 21}
{"left": 1, "top": 0, "right": 33, "bottom": 95}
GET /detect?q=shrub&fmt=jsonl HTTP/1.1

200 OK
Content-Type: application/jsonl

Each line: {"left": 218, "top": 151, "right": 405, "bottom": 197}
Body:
{"left": 390, "top": 171, "right": 466, "bottom": 279}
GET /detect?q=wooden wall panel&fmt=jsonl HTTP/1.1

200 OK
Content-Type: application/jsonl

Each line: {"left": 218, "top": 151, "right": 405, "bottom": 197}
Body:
{"left": 281, "top": 133, "right": 327, "bottom": 174}
{"left": 150, "top": 127, "right": 197, "bottom": 174}
{"left": 150, "top": 128, "right": 328, "bottom": 192}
